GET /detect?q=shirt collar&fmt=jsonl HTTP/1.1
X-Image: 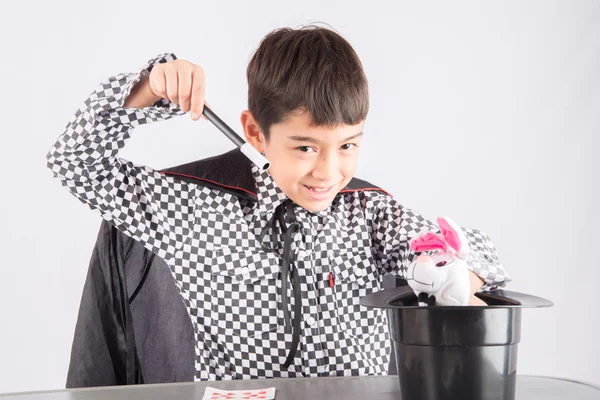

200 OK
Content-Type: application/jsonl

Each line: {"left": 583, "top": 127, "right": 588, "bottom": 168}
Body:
{"left": 251, "top": 165, "right": 333, "bottom": 221}
{"left": 252, "top": 164, "right": 289, "bottom": 218}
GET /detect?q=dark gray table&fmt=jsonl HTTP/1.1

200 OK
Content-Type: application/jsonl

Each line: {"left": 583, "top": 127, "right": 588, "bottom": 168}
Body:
{"left": 2, "top": 375, "right": 599, "bottom": 399}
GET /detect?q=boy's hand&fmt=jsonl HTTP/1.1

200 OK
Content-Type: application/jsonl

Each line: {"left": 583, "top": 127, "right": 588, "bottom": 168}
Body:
{"left": 469, "top": 295, "right": 487, "bottom": 306}
{"left": 124, "top": 58, "right": 208, "bottom": 121}
{"left": 148, "top": 59, "right": 208, "bottom": 121}
{"left": 468, "top": 270, "right": 487, "bottom": 306}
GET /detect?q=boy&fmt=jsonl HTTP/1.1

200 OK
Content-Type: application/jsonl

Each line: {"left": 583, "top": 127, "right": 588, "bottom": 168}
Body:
{"left": 46, "top": 26, "right": 509, "bottom": 381}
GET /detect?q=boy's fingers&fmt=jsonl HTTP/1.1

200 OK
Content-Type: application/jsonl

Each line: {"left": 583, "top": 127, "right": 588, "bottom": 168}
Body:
{"left": 149, "top": 68, "right": 167, "bottom": 99}
{"left": 190, "top": 67, "right": 206, "bottom": 120}
{"left": 164, "top": 67, "right": 179, "bottom": 105}
{"left": 178, "top": 69, "right": 192, "bottom": 112}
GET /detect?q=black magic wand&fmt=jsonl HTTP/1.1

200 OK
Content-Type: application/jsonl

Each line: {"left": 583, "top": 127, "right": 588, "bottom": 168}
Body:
{"left": 202, "top": 105, "right": 271, "bottom": 171}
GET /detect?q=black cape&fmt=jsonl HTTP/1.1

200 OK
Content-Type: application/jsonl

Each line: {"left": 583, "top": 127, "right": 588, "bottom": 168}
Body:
{"left": 65, "top": 149, "right": 404, "bottom": 388}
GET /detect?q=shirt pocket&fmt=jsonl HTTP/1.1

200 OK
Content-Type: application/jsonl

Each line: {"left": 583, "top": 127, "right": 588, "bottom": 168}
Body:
{"left": 329, "top": 249, "right": 384, "bottom": 339}
{"left": 210, "top": 246, "right": 282, "bottom": 338}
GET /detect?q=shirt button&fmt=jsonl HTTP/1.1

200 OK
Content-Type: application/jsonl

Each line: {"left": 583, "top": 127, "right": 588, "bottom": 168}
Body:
{"left": 239, "top": 267, "right": 250, "bottom": 276}
{"left": 306, "top": 316, "right": 316, "bottom": 327}
{"left": 354, "top": 267, "right": 366, "bottom": 277}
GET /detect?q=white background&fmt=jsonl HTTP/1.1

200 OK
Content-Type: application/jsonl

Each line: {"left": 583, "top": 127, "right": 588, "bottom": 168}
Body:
{"left": 1, "top": 0, "right": 598, "bottom": 394}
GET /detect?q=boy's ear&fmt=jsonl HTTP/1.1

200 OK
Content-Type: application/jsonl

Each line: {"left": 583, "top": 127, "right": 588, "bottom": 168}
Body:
{"left": 240, "top": 110, "right": 266, "bottom": 153}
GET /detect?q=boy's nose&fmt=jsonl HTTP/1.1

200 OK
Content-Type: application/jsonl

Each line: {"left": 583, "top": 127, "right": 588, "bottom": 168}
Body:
{"left": 312, "top": 154, "right": 338, "bottom": 181}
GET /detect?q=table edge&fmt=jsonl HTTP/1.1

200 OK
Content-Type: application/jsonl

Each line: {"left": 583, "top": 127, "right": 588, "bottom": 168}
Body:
{"left": 1, "top": 374, "right": 598, "bottom": 397}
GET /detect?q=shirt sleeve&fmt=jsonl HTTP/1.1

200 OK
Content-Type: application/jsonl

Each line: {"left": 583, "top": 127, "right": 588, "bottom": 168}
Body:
{"left": 46, "top": 52, "right": 196, "bottom": 262}
{"left": 362, "top": 191, "right": 511, "bottom": 291}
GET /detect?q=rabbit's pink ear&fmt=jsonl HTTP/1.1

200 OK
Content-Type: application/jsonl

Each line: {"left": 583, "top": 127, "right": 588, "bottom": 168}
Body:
{"left": 410, "top": 232, "right": 448, "bottom": 253}
{"left": 437, "top": 217, "right": 462, "bottom": 253}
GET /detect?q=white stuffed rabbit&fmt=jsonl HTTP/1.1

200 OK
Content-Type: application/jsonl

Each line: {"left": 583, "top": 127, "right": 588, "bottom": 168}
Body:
{"left": 406, "top": 216, "right": 471, "bottom": 306}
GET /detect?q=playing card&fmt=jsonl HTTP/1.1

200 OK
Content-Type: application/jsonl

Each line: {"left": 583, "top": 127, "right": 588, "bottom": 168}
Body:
{"left": 202, "top": 386, "right": 276, "bottom": 400}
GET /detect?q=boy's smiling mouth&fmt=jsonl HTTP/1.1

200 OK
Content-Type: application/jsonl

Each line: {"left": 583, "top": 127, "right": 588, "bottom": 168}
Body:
{"left": 302, "top": 184, "right": 336, "bottom": 200}
{"left": 303, "top": 184, "right": 334, "bottom": 192}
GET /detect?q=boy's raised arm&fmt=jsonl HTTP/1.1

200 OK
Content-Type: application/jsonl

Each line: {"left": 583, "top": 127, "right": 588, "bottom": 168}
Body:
{"left": 46, "top": 53, "right": 196, "bottom": 262}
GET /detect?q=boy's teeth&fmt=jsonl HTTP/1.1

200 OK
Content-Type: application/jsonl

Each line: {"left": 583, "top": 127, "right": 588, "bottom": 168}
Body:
{"left": 306, "top": 186, "right": 329, "bottom": 192}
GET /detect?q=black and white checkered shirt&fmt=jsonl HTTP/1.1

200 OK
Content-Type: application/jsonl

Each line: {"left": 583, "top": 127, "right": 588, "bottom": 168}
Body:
{"left": 46, "top": 53, "right": 509, "bottom": 380}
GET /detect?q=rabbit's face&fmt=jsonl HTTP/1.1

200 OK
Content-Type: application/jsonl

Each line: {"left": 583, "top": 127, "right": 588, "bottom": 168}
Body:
{"left": 407, "top": 252, "right": 456, "bottom": 294}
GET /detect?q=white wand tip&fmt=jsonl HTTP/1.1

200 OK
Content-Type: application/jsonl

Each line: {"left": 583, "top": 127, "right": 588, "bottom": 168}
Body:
{"left": 240, "top": 143, "right": 270, "bottom": 171}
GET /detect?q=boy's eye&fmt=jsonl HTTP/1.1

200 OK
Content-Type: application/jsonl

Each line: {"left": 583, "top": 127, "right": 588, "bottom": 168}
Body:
{"left": 297, "top": 146, "right": 315, "bottom": 153}
{"left": 340, "top": 143, "right": 356, "bottom": 150}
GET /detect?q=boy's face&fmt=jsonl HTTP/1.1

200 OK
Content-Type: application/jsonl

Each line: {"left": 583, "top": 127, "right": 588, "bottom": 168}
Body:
{"left": 241, "top": 109, "right": 364, "bottom": 213}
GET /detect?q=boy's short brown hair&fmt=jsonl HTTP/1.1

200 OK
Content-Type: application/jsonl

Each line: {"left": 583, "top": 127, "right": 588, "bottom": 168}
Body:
{"left": 246, "top": 24, "right": 369, "bottom": 139}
